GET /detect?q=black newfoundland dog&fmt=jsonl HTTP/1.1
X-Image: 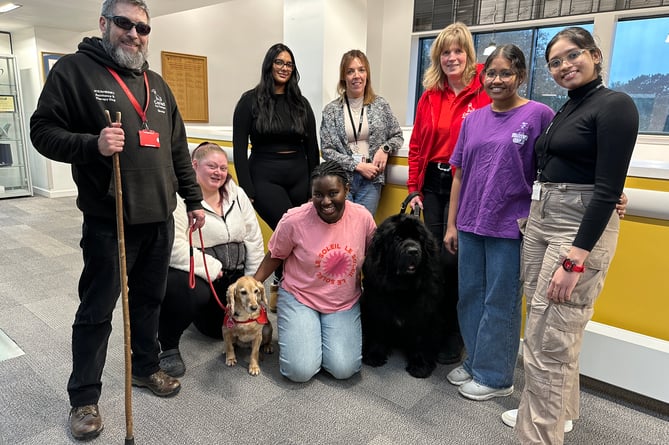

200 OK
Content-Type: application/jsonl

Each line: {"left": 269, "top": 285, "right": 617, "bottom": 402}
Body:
{"left": 361, "top": 213, "right": 446, "bottom": 378}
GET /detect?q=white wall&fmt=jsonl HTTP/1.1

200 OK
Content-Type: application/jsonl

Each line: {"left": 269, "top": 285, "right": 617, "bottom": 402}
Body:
{"left": 149, "top": 0, "right": 283, "bottom": 126}
{"left": 366, "top": 0, "right": 414, "bottom": 126}
{"left": 9, "top": 0, "right": 416, "bottom": 195}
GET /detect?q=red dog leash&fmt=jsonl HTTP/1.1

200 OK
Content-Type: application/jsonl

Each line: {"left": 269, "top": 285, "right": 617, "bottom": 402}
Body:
{"left": 188, "top": 225, "right": 226, "bottom": 310}
{"left": 188, "top": 226, "right": 268, "bottom": 327}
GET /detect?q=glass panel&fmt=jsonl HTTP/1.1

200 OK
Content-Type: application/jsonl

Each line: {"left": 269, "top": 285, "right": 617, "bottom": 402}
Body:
{"left": 610, "top": 16, "right": 669, "bottom": 135}
{"left": 0, "top": 55, "right": 32, "bottom": 198}
{"left": 415, "top": 37, "right": 435, "bottom": 117}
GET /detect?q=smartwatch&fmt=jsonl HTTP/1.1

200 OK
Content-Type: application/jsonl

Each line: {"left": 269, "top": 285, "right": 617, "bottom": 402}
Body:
{"left": 562, "top": 258, "right": 585, "bottom": 273}
{"left": 382, "top": 144, "right": 392, "bottom": 154}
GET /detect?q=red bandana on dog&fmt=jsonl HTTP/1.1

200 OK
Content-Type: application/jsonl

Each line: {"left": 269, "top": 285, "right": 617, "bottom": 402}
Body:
{"left": 224, "top": 306, "right": 269, "bottom": 328}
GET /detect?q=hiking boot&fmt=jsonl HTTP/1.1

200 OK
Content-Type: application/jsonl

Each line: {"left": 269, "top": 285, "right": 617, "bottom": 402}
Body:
{"left": 132, "top": 370, "right": 181, "bottom": 397}
{"left": 69, "top": 404, "right": 103, "bottom": 441}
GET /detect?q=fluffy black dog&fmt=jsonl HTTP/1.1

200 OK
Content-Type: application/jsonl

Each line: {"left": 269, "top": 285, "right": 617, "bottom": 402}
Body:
{"left": 361, "top": 213, "right": 446, "bottom": 378}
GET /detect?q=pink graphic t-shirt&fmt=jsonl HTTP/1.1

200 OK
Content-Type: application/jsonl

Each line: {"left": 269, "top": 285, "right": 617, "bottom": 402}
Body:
{"left": 268, "top": 201, "right": 376, "bottom": 313}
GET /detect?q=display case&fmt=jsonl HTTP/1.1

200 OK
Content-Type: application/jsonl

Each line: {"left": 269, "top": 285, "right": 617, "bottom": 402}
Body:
{"left": 0, "top": 54, "right": 32, "bottom": 198}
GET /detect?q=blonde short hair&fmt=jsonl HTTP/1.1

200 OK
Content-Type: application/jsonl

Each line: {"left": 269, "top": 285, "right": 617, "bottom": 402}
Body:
{"left": 423, "top": 22, "right": 477, "bottom": 91}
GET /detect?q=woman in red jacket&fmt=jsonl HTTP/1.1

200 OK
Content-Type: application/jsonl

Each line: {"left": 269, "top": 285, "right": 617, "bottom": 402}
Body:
{"left": 408, "top": 22, "right": 491, "bottom": 363}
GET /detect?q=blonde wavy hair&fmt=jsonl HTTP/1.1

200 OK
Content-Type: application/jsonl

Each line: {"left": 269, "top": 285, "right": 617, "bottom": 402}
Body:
{"left": 422, "top": 22, "right": 477, "bottom": 91}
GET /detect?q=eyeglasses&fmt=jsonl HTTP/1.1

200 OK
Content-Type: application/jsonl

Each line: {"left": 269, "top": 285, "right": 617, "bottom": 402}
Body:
{"left": 105, "top": 15, "right": 151, "bottom": 36}
{"left": 273, "top": 59, "right": 294, "bottom": 70}
{"left": 547, "top": 49, "right": 587, "bottom": 71}
{"left": 485, "top": 70, "right": 516, "bottom": 81}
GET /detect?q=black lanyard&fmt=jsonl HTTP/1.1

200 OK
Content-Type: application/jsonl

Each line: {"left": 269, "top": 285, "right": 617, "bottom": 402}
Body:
{"left": 344, "top": 95, "right": 365, "bottom": 145}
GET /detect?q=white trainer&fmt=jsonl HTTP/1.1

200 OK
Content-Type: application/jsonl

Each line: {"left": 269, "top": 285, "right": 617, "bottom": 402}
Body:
{"left": 446, "top": 365, "right": 472, "bottom": 386}
{"left": 501, "top": 409, "right": 573, "bottom": 433}
{"left": 459, "top": 380, "right": 513, "bottom": 401}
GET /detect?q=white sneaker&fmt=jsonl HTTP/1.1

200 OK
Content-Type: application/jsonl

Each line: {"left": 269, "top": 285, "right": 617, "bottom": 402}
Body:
{"left": 458, "top": 380, "right": 513, "bottom": 401}
{"left": 501, "top": 409, "right": 573, "bottom": 433}
{"left": 447, "top": 365, "right": 472, "bottom": 385}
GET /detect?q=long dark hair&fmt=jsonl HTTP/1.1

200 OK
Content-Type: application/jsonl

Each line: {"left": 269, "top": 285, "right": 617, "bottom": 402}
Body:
{"left": 254, "top": 43, "right": 308, "bottom": 135}
{"left": 545, "top": 27, "right": 603, "bottom": 76}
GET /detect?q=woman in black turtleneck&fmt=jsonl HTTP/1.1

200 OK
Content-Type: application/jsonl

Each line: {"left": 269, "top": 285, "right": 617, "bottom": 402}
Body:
{"left": 506, "top": 27, "right": 638, "bottom": 445}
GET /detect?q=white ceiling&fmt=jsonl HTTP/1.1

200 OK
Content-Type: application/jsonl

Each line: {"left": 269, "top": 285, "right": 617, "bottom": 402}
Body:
{"left": 0, "top": 0, "right": 227, "bottom": 33}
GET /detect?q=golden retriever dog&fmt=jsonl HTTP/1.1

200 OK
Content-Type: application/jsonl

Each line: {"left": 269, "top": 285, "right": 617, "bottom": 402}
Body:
{"left": 223, "top": 276, "right": 274, "bottom": 376}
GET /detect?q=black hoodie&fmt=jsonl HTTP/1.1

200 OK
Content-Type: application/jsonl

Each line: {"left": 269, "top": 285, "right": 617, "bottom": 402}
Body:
{"left": 30, "top": 37, "right": 202, "bottom": 224}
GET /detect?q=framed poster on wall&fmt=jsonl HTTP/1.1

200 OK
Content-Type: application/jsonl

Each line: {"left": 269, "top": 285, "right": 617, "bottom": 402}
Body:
{"left": 41, "top": 52, "right": 64, "bottom": 83}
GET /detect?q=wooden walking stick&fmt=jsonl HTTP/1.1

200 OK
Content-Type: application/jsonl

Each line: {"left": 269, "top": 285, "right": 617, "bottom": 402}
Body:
{"left": 105, "top": 110, "right": 135, "bottom": 445}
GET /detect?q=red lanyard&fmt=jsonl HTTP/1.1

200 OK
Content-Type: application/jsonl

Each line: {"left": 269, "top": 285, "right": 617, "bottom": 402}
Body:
{"left": 106, "top": 67, "right": 150, "bottom": 126}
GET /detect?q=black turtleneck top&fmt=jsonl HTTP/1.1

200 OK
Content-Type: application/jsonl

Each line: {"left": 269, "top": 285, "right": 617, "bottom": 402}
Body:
{"left": 535, "top": 77, "right": 639, "bottom": 251}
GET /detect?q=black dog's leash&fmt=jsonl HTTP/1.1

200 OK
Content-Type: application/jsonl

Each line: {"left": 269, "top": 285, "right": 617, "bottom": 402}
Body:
{"left": 400, "top": 191, "right": 422, "bottom": 218}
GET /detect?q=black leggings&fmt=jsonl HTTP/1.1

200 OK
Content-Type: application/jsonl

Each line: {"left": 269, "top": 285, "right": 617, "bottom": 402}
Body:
{"left": 250, "top": 151, "right": 309, "bottom": 281}
{"left": 158, "top": 268, "right": 242, "bottom": 349}
{"left": 249, "top": 151, "right": 310, "bottom": 230}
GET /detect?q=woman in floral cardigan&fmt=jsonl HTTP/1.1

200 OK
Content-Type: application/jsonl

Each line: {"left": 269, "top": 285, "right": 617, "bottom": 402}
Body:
{"left": 320, "top": 50, "right": 403, "bottom": 216}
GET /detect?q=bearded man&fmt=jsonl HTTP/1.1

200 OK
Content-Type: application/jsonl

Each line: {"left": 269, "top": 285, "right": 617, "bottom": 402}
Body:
{"left": 30, "top": 0, "right": 205, "bottom": 440}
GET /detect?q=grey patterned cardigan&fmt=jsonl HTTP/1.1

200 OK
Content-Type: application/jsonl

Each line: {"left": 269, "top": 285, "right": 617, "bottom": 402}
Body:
{"left": 320, "top": 95, "right": 403, "bottom": 185}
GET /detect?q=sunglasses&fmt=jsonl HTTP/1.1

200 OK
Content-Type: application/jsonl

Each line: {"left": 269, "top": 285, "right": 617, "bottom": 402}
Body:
{"left": 105, "top": 15, "right": 151, "bottom": 36}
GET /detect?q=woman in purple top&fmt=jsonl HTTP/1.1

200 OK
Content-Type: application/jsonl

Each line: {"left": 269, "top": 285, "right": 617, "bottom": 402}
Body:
{"left": 443, "top": 45, "right": 554, "bottom": 400}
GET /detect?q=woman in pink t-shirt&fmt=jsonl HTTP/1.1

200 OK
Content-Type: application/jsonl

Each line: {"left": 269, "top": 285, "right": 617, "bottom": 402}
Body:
{"left": 254, "top": 160, "right": 377, "bottom": 382}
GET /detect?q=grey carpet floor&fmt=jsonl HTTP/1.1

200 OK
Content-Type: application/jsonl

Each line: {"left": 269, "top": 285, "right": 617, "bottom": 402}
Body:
{"left": 0, "top": 195, "right": 667, "bottom": 445}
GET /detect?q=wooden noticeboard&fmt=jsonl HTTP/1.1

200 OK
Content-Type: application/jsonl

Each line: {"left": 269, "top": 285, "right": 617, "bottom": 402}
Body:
{"left": 161, "top": 51, "right": 209, "bottom": 123}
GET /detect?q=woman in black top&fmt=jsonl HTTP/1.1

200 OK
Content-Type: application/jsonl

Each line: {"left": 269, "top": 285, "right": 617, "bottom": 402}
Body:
{"left": 504, "top": 27, "right": 638, "bottom": 444}
{"left": 233, "top": 44, "right": 320, "bottom": 306}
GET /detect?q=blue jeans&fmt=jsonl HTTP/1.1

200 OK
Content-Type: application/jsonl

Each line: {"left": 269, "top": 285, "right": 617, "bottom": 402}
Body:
{"left": 276, "top": 287, "right": 362, "bottom": 382}
{"left": 347, "top": 172, "right": 382, "bottom": 216}
{"left": 457, "top": 231, "right": 522, "bottom": 389}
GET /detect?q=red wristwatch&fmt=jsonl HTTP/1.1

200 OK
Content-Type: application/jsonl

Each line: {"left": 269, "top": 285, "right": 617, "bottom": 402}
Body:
{"left": 562, "top": 258, "right": 585, "bottom": 273}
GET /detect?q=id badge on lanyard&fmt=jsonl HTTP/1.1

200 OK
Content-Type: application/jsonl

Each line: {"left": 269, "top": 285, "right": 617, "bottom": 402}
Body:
{"left": 139, "top": 128, "right": 160, "bottom": 148}
{"left": 531, "top": 181, "right": 542, "bottom": 201}
{"left": 106, "top": 67, "right": 161, "bottom": 148}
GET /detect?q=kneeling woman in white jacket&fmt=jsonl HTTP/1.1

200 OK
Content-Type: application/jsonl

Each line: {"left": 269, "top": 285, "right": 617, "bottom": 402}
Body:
{"left": 158, "top": 142, "right": 265, "bottom": 377}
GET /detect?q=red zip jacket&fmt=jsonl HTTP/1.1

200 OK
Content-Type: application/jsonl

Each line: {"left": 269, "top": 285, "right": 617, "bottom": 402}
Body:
{"left": 408, "top": 64, "right": 491, "bottom": 194}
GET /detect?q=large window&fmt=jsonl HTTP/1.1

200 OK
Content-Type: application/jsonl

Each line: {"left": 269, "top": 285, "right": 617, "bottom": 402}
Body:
{"left": 415, "top": 24, "right": 594, "bottom": 113}
{"left": 415, "top": 19, "right": 668, "bottom": 135}
{"left": 609, "top": 16, "right": 669, "bottom": 134}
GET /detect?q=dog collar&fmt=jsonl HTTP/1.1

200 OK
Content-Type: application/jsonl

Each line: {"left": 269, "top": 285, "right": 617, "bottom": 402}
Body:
{"left": 224, "top": 306, "right": 269, "bottom": 328}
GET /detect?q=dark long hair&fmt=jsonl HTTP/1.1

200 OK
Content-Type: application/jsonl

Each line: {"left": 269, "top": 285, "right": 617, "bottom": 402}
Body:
{"left": 254, "top": 43, "right": 308, "bottom": 135}
{"left": 545, "top": 27, "right": 603, "bottom": 76}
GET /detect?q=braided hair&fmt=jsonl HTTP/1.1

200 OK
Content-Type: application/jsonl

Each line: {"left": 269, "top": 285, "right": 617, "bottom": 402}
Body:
{"left": 310, "top": 160, "right": 349, "bottom": 187}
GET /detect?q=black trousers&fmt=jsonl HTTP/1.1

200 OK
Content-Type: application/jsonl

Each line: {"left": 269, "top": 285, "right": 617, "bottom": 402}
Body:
{"left": 422, "top": 164, "right": 461, "bottom": 342}
{"left": 158, "top": 268, "right": 242, "bottom": 348}
{"left": 68, "top": 215, "right": 174, "bottom": 407}
{"left": 249, "top": 151, "right": 309, "bottom": 281}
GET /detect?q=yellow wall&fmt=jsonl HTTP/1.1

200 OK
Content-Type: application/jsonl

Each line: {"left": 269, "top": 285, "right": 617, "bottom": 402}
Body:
{"left": 192, "top": 137, "right": 669, "bottom": 342}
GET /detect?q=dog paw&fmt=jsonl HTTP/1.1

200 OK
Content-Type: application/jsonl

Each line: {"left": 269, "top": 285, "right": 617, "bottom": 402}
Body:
{"left": 362, "top": 353, "right": 388, "bottom": 367}
{"left": 262, "top": 344, "right": 274, "bottom": 354}
{"left": 248, "top": 365, "right": 261, "bottom": 376}
{"left": 406, "top": 360, "right": 436, "bottom": 379}
{"left": 225, "top": 357, "right": 237, "bottom": 367}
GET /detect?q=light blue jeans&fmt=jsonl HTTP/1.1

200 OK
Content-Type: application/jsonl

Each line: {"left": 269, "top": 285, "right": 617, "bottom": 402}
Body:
{"left": 457, "top": 230, "right": 522, "bottom": 389}
{"left": 276, "top": 287, "right": 362, "bottom": 382}
{"left": 347, "top": 172, "right": 382, "bottom": 216}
